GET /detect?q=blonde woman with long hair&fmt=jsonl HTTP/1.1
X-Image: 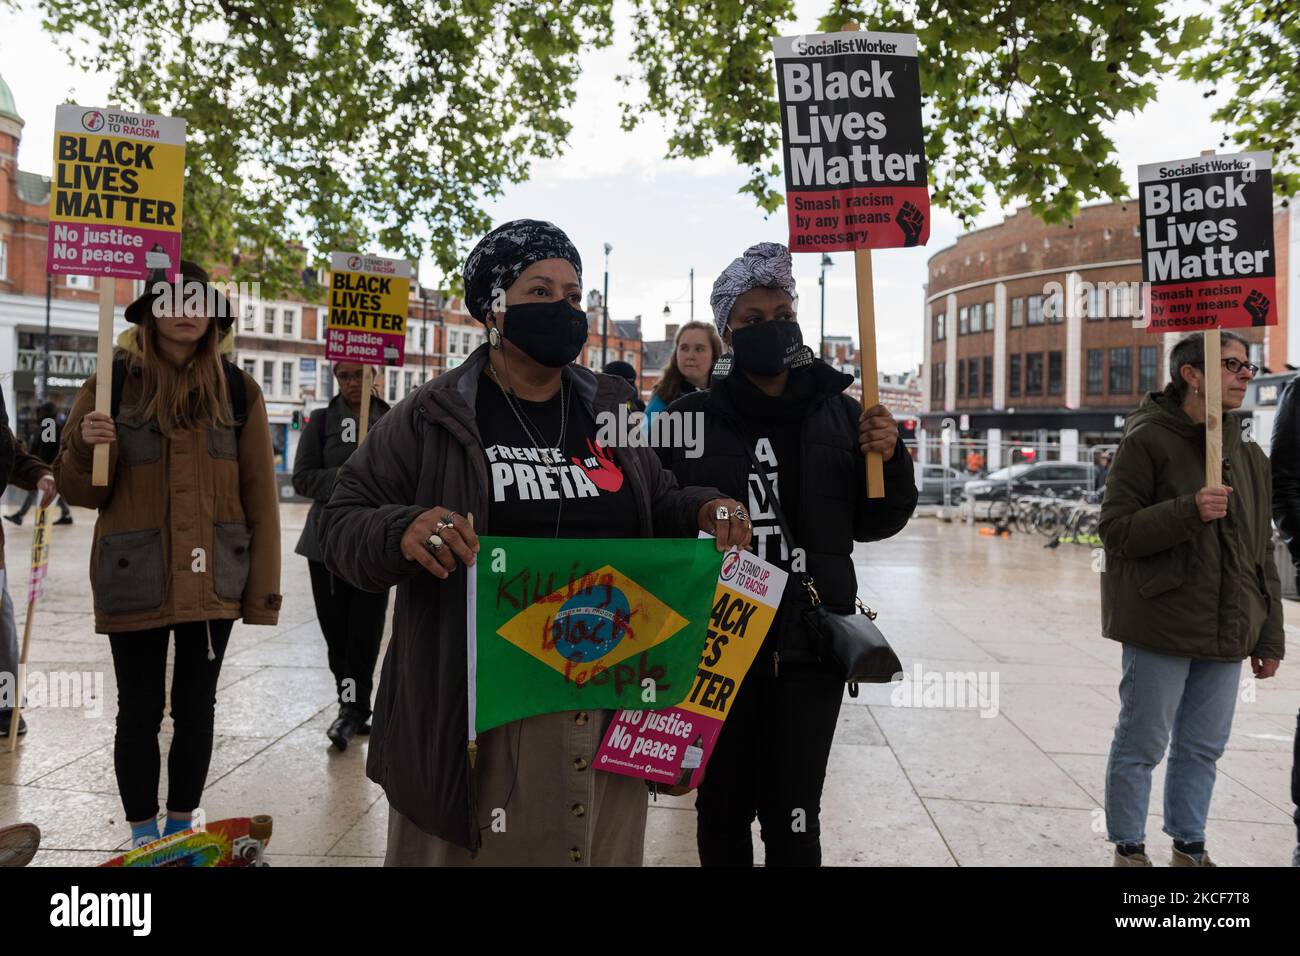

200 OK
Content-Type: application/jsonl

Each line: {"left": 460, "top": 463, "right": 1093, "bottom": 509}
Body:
{"left": 55, "top": 261, "right": 281, "bottom": 849}
{"left": 645, "top": 320, "right": 723, "bottom": 424}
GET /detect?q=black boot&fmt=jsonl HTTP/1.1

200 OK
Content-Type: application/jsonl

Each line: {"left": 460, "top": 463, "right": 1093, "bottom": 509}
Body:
{"left": 327, "top": 706, "right": 367, "bottom": 751}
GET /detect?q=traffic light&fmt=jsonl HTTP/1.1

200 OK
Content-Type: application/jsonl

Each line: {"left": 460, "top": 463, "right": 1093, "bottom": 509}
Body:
{"left": 291, "top": 410, "right": 303, "bottom": 430}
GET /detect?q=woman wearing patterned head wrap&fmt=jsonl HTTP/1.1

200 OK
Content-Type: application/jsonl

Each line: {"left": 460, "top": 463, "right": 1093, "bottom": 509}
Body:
{"left": 659, "top": 241, "right": 919, "bottom": 866}
{"left": 319, "top": 219, "right": 751, "bottom": 866}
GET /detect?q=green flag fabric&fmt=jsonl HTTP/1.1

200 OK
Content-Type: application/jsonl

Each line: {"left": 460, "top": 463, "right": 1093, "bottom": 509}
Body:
{"left": 468, "top": 536, "right": 722, "bottom": 734}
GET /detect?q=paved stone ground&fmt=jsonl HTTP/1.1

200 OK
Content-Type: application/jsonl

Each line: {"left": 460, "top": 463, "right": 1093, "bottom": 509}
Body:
{"left": 2, "top": 500, "right": 1296, "bottom": 866}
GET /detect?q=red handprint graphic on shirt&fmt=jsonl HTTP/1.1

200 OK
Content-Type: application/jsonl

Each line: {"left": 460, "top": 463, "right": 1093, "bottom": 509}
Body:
{"left": 573, "top": 437, "right": 624, "bottom": 493}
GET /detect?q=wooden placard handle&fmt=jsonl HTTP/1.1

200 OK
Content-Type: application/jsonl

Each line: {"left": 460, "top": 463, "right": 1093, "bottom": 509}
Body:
{"left": 839, "top": 20, "right": 885, "bottom": 498}
{"left": 1199, "top": 148, "right": 1222, "bottom": 488}
{"left": 359, "top": 365, "right": 373, "bottom": 443}
{"left": 92, "top": 278, "right": 116, "bottom": 486}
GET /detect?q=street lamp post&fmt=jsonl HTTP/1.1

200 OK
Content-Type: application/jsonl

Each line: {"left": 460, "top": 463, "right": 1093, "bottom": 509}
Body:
{"left": 689, "top": 267, "right": 694, "bottom": 322}
{"left": 819, "top": 253, "right": 833, "bottom": 361}
{"left": 601, "top": 243, "right": 612, "bottom": 368}
{"left": 420, "top": 286, "right": 431, "bottom": 383}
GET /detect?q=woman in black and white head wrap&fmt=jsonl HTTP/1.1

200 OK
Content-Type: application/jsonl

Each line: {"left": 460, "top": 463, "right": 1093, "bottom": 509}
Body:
{"left": 658, "top": 240, "right": 919, "bottom": 867}
{"left": 320, "top": 218, "right": 750, "bottom": 868}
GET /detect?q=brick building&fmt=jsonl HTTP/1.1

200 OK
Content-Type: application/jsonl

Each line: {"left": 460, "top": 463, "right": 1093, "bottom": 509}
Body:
{"left": 919, "top": 201, "right": 1293, "bottom": 469}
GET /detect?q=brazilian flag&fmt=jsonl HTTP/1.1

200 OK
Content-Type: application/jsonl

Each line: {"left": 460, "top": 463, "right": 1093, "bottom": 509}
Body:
{"left": 468, "top": 536, "right": 722, "bottom": 734}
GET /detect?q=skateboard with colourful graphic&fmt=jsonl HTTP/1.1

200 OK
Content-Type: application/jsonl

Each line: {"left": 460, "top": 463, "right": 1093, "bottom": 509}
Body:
{"left": 99, "top": 815, "right": 273, "bottom": 867}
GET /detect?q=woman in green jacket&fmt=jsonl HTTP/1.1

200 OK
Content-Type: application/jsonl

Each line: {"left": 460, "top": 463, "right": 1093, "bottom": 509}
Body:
{"left": 1100, "top": 330, "right": 1284, "bottom": 867}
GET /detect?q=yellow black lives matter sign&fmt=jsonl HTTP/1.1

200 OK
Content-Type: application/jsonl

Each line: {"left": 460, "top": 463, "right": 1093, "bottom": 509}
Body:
{"left": 46, "top": 105, "right": 186, "bottom": 279}
{"left": 326, "top": 252, "right": 412, "bottom": 366}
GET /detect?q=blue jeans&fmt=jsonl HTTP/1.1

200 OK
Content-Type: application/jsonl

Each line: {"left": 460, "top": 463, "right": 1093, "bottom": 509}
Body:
{"left": 1105, "top": 643, "right": 1242, "bottom": 845}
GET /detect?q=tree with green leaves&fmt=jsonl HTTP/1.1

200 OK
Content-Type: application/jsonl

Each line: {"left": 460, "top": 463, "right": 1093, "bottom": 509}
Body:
{"left": 10, "top": 0, "right": 1293, "bottom": 296}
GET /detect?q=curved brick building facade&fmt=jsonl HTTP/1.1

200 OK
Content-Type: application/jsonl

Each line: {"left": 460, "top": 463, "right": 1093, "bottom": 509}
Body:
{"left": 919, "top": 202, "right": 1278, "bottom": 465}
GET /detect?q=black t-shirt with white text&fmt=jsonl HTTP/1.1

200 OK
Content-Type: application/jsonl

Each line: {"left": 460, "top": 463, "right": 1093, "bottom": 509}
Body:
{"left": 475, "top": 374, "right": 639, "bottom": 539}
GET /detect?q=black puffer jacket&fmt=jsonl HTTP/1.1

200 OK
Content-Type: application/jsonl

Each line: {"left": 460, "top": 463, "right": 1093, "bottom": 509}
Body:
{"left": 1270, "top": 374, "right": 1300, "bottom": 577}
{"left": 660, "top": 360, "right": 918, "bottom": 663}
{"left": 0, "top": 388, "right": 14, "bottom": 492}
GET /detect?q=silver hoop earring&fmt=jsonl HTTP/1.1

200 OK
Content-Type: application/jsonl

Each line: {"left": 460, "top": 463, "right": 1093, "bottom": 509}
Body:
{"left": 488, "top": 327, "right": 502, "bottom": 349}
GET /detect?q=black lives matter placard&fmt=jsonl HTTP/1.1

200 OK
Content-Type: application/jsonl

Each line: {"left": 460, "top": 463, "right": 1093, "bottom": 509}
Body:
{"left": 772, "top": 30, "right": 929, "bottom": 252}
{"left": 1139, "top": 151, "right": 1275, "bottom": 333}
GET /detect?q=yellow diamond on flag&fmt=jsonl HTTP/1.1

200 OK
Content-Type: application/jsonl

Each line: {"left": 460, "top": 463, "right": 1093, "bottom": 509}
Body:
{"left": 495, "top": 565, "right": 690, "bottom": 676}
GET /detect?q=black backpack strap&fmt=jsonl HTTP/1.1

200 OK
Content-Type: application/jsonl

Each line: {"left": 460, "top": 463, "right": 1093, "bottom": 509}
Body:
{"left": 110, "top": 357, "right": 129, "bottom": 420}
{"left": 222, "top": 359, "right": 248, "bottom": 438}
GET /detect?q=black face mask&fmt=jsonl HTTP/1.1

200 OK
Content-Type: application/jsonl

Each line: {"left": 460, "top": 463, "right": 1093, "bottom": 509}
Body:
{"left": 728, "top": 320, "right": 804, "bottom": 377}
{"left": 500, "top": 299, "right": 589, "bottom": 368}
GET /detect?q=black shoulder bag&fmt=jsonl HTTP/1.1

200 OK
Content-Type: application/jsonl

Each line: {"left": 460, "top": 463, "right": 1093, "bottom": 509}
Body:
{"left": 740, "top": 439, "right": 903, "bottom": 697}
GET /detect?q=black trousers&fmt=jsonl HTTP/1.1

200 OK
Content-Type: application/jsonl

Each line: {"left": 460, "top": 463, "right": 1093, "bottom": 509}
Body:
{"left": 1293, "top": 709, "right": 1299, "bottom": 841}
{"left": 307, "top": 559, "right": 389, "bottom": 719}
{"left": 695, "top": 638, "right": 845, "bottom": 867}
{"left": 108, "top": 620, "right": 233, "bottom": 822}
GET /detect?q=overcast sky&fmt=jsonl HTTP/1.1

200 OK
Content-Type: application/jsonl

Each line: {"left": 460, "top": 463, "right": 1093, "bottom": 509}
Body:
{"left": 1, "top": 0, "right": 1229, "bottom": 374}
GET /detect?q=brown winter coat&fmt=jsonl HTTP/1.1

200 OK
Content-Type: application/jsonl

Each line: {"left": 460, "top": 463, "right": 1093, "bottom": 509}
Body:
{"left": 0, "top": 438, "right": 53, "bottom": 572}
{"left": 54, "top": 363, "right": 282, "bottom": 634}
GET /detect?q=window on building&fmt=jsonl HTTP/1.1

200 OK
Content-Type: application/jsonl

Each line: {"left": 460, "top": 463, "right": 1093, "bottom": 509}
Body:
{"left": 242, "top": 358, "right": 256, "bottom": 379}
{"left": 934, "top": 311, "right": 945, "bottom": 341}
{"left": 968, "top": 357, "right": 980, "bottom": 398}
{"left": 388, "top": 369, "right": 399, "bottom": 402}
{"left": 1009, "top": 354, "right": 1022, "bottom": 397}
{"left": 1026, "top": 353, "right": 1044, "bottom": 394}
{"left": 321, "top": 363, "right": 335, "bottom": 398}
{"left": 262, "top": 360, "right": 274, "bottom": 394}
{"left": 264, "top": 307, "right": 276, "bottom": 334}
{"left": 1087, "top": 350, "right": 1104, "bottom": 395}
{"left": 1249, "top": 342, "right": 1263, "bottom": 370}
{"left": 1027, "top": 295, "right": 1044, "bottom": 325}
{"left": 243, "top": 303, "right": 256, "bottom": 333}
{"left": 1088, "top": 285, "right": 1104, "bottom": 320}
{"left": 404, "top": 370, "right": 414, "bottom": 394}
{"left": 1048, "top": 351, "right": 1062, "bottom": 395}
{"left": 931, "top": 363, "right": 942, "bottom": 400}
{"left": 1109, "top": 347, "right": 1132, "bottom": 394}
{"left": 1046, "top": 290, "right": 1063, "bottom": 324}
{"left": 984, "top": 301, "right": 995, "bottom": 332}
{"left": 982, "top": 356, "right": 992, "bottom": 398}
{"left": 281, "top": 361, "right": 293, "bottom": 397}
{"left": 958, "top": 307, "right": 969, "bottom": 335}
{"left": 0, "top": 238, "right": 7, "bottom": 280}
{"left": 1112, "top": 283, "right": 1134, "bottom": 320}
{"left": 1011, "top": 297, "right": 1024, "bottom": 328}
{"left": 419, "top": 326, "right": 428, "bottom": 352}
{"left": 1139, "top": 345, "right": 1159, "bottom": 393}
{"left": 282, "top": 310, "right": 295, "bottom": 336}
{"left": 957, "top": 359, "right": 966, "bottom": 398}
{"left": 66, "top": 274, "right": 95, "bottom": 290}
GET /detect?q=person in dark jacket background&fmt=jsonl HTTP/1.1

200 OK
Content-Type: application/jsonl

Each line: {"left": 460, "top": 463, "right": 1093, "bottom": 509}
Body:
{"left": 1101, "top": 331, "right": 1283, "bottom": 868}
{"left": 660, "top": 242, "right": 917, "bottom": 866}
{"left": 293, "top": 362, "right": 391, "bottom": 751}
{"left": 1269, "top": 368, "right": 1300, "bottom": 867}
{"left": 6, "top": 401, "right": 72, "bottom": 526}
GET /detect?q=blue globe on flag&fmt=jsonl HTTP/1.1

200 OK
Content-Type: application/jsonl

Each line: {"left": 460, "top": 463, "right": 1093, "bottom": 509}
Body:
{"left": 551, "top": 588, "right": 633, "bottom": 663}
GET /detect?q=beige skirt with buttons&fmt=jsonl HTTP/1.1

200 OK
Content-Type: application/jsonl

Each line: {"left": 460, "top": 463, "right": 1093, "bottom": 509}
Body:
{"left": 384, "top": 709, "right": 649, "bottom": 866}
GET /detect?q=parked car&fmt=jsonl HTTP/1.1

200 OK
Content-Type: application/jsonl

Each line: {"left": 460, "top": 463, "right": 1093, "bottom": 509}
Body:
{"left": 961, "top": 461, "right": 1101, "bottom": 502}
{"left": 918, "top": 464, "right": 970, "bottom": 505}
